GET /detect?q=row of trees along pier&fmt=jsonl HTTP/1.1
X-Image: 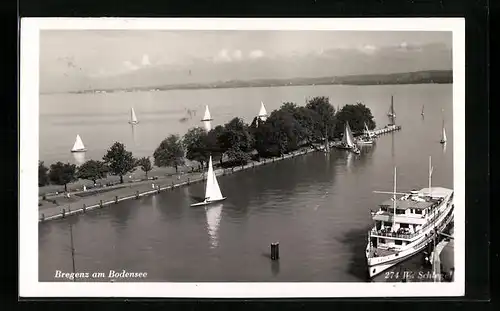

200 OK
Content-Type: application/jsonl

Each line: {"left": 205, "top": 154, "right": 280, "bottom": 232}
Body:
{"left": 39, "top": 97, "right": 376, "bottom": 192}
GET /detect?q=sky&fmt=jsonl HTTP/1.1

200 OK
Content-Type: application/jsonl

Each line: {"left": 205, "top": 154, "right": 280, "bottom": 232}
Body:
{"left": 39, "top": 30, "right": 452, "bottom": 92}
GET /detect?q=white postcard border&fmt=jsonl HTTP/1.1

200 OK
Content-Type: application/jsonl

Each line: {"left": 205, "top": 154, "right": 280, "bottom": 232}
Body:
{"left": 20, "top": 17, "right": 465, "bottom": 298}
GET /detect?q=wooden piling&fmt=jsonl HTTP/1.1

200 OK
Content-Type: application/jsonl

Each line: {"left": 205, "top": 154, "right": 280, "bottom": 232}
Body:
{"left": 99, "top": 200, "right": 103, "bottom": 208}
{"left": 157, "top": 186, "right": 161, "bottom": 194}
{"left": 187, "top": 178, "right": 190, "bottom": 185}
{"left": 135, "top": 191, "right": 140, "bottom": 199}
{"left": 62, "top": 208, "right": 66, "bottom": 218}
{"left": 171, "top": 181, "right": 174, "bottom": 189}
{"left": 271, "top": 242, "right": 280, "bottom": 260}
{"left": 41, "top": 213, "right": 45, "bottom": 222}
{"left": 82, "top": 204, "right": 86, "bottom": 213}
{"left": 115, "top": 196, "right": 119, "bottom": 204}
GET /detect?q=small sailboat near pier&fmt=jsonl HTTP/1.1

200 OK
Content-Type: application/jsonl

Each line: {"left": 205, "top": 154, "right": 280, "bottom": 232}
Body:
{"left": 440, "top": 115, "right": 447, "bottom": 144}
{"left": 334, "top": 121, "right": 360, "bottom": 154}
{"left": 71, "top": 134, "right": 87, "bottom": 153}
{"left": 128, "top": 108, "right": 139, "bottom": 125}
{"left": 357, "top": 122, "right": 375, "bottom": 145}
{"left": 387, "top": 95, "right": 396, "bottom": 118}
{"left": 191, "top": 156, "right": 226, "bottom": 207}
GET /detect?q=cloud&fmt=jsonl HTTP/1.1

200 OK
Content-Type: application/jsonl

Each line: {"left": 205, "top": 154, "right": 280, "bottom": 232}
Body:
{"left": 359, "top": 45, "right": 377, "bottom": 54}
{"left": 123, "top": 60, "right": 139, "bottom": 70}
{"left": 249, "top": 50, "right": 264, "bottom": 59}
{"left": 214, "top": 49, "right": 232, "bottom": 62}
{"left": 141, "top": 54, "right": 151, "bottom": 66}
{"left": 232, "top": 50, "right": 242, "bottom": 60}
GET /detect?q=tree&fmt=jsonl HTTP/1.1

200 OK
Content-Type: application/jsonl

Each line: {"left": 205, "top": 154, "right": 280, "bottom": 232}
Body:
{"left": 38, "top": 161, "right": 49, "bottom": 187}
{"left": 305, "top": 96, "right": 337, "bottom": 140}
{"left": 207, "top": 125, "right": 227, "bottom": 166}
{"left": 335, "top": 102, "right": 376, "bottom": 136}
{"left": 277, "top": 102, "right": 317, "bottom": 145}
{"left": 219, "top": 117, "right": 254, "bottom": 164}
{"left": 76, "top": 160, "right": 108, "bottom": 184}
{"left": 153, "top": 134, "right": 185, "bottom": 173}
{"left": 254, "top": 109, "right": 301, "bottom": 157}
{"left": 137, "top": 157, "right": 153, "bottom": 178}
{"left": 183, "top": 127, "right": 210, "bottom": 169}
{"left": 48, "top": 162, "right": 77, "bottom": 192}
{"left": 102, "top": 142, "right": 137, "bottom": 184}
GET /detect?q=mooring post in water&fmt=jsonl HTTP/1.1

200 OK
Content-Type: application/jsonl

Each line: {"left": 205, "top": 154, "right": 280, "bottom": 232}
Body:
{"left": 62, "top": 208, "right": 65, "bottom": 218}
{"left": 135, "top": 191, "right": 139, "bottom": 199}
{"left": 271, "top": 242, "right": 280, "bottom": 260}
{"left": 115, "top": 196, "right": 118, "bottom": 204}
{"left": 157, "top": 186, "right": 160, "bottom": 194}
{"left": 187, "top": 178, "right": 190, "bottom": 185}
{"left": 41, "top": 213, "right": 45, "bottom": 221}
{"left": 82, "top": 204, "right": 86, "bottom": 213}
{"left": 99, "top": 200, "right": 103, "bottom": 208}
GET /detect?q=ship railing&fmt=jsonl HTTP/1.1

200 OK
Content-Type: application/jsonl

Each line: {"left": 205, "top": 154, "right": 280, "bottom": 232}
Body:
{"left": 370, "top": 228, "right": 418, "bottom": 240}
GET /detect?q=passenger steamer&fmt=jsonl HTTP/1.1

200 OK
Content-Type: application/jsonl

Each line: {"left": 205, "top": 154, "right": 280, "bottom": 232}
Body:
{"left": 365, "top": 156, "right": 454, "bottom": 278}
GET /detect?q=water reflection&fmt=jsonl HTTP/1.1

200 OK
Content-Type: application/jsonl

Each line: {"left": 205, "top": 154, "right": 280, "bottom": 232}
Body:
{"left": 72, "top": 152, "right": 86, "bottom": 166}
{"left": 130, "top": 124, "right": 138, "bottom": 146}
{"left": 205, "top": 203, "right": 223, "bottom": 248}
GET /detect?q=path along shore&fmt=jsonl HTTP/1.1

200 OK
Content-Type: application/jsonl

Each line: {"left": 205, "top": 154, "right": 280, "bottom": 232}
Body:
{"left": 39, "top": 147, "right": 317, "bottom": 222}
{"left": 38, "top": 124, "right": 402, "bottom": 223}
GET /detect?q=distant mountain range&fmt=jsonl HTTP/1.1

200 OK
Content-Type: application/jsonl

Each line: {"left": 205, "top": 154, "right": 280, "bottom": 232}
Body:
{"left": 70, "top": 70, "right": 452, "bottom": 94}
{"left": 41, "top": 42, "right": 452, "bottom": 94}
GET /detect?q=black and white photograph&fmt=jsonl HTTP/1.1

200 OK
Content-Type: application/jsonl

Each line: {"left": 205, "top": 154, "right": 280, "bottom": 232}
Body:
{"left": 20, "top": 18, "right": 465, "bottom": 297}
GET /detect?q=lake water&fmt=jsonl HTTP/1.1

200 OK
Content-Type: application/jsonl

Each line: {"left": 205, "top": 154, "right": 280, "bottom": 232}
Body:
{"left": 39, "top": 84, "right": 453, "bottom": 282}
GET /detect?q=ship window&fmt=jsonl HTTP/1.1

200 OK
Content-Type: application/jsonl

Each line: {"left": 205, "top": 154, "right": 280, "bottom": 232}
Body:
{"left": 395, "top": 240, "right": 403, "bottom": 245}
{"left": 415, "top": 209, "right": 422, "bottom": 214}
{"left": 379, "top": 239, "right": 386, "bottom": 244}
{"left": 396, "top": 209, "right": 405, "bottom": 215}
{"left": 400, "top": 223, "right": 409, "bottom": 229}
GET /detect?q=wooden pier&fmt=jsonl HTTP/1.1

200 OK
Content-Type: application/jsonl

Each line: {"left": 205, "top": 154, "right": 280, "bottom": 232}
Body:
{"left": 371, "top": 124, "right": 402, "bottom": 136}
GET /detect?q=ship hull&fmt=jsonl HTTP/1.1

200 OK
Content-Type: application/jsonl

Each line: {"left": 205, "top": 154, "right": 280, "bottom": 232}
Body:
{"left": 366, "top": 198, "right": 454, "bottom": 278}
{"left": 190, "top": 197, "right": 226, "bottom": 207}
{"left": 128, "top": 121, "right": 139, "bottom": 125}
{"left": 71, "top": 149, "right": 87, "bottom": 153}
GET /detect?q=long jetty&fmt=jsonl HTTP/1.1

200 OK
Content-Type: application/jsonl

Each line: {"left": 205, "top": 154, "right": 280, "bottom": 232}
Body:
{"left": 39, "top": 124, "right": 401, "bottom": 223}
{"left": 371, "top": 124, "right": 402, "bottom": 136}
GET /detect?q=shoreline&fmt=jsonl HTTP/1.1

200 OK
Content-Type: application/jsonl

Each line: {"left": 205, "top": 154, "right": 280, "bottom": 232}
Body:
{"left": 38, "top": 124, "right": 401, "bottom": 223}
{"left": 39, "top": 147, "right": 317, "bottom": 222}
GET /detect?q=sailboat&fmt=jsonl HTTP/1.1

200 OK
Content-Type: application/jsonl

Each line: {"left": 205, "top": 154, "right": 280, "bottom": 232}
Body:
{"left": 191, "top": 156, "right": 226, "bottom": 206}
{"left": 358, "top": 122, "right": 375, "bottom": 145}
{"left": 421, "top": 105, "right": 425, "bottom": 116}
{"left": 387, "top": 95, "right": 396, "bottom": 118}
{"left": 71, "top": 134, "right": 87, "bottom": 153}
{"left": 258, "top": 101, "right": 268, "bottom": 122}
{"left": 201, "top": 105, "right": 213, "bottom": 131}
{"left": 128, "top": 108, "right": 139, "bottom": 125}
{"left": 335, "top": 121, "right": 360, "bottom": 154}
{"left": 440, "top": 118, "right": 447, "bottom": 144}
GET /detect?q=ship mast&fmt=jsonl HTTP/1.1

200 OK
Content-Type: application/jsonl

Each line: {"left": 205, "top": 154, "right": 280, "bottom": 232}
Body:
{"left": 428, "top": 156, "right": 433, "bottom": 198}
{"left": 392, "top": 166, "right": 397, "bottom": 232}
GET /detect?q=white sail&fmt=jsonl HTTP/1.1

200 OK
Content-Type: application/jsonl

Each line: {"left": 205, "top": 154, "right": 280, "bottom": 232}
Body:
{"left": 364, "top": 122, "right": 374, "bottom": 138}
{"left": 258, "top": 101, "right": 268, "bottom": 121}
{"left": 204, "top": 156, "right": 224, "bottom": 201}
{"left": 441, "top": 127, "right": 447, "bottom": 143}
{"left": 341, "top": 122, "right": 355, "bottom": 148}
{"left": 202, "top": 105, "right": 212, "bottom": 121}
{"left": 129, "top": 108, "right": 138, "bottom": 124}
{"left": 71, "top": 134, "right": 86, "bottom": 152}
